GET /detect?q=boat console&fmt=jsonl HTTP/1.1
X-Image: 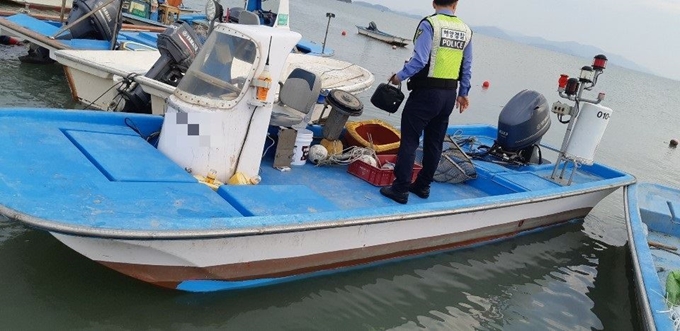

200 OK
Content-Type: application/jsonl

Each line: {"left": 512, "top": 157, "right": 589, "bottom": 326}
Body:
{"left": 157, "top": 22, "right": 302, "bottom": 183}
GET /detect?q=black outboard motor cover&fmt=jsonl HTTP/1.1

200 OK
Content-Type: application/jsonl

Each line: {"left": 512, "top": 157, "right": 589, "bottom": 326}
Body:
{"left": 115, "top": 22, "right": 202, "bottom": 113}
{"left": 156, "top": 22, "right": 202, "bottom": 73}
{"left": 497, "top": 89, "right": 551, "bottom": 151}
{"left": 66, "top": 0, "right": 122, "bottom": 41}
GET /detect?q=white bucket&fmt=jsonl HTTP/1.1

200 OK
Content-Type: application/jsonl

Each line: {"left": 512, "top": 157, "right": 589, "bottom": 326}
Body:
{"left": 291, "top": 129, "right": 314, "bottom": 166}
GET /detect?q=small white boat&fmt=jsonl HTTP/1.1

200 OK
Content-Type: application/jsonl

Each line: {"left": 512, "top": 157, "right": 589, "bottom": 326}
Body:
{"left": 54, "top": 49, "right": 375, "bottom": 114}
{"left": 0, "top": 19, "right": 633, "bottom": 293}
{"left": 625, "top": 183, "right": 680, "bottom": 330}
{"left": 356, "top": 22, "right": 408, "bottom": 47}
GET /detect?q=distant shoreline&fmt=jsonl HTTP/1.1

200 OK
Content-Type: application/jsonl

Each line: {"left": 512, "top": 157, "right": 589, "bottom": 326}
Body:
{"left": 352, "top": 1, "right": 651, "bottom": 76}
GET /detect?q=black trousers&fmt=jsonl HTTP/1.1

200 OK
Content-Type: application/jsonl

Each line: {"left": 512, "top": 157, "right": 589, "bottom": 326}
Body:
{"left": 392, "top": 88, "right": 457, "bottom": 193}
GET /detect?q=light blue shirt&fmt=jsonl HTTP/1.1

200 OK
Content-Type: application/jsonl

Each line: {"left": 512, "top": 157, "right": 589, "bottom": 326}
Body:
{"left": 396, "top": 9, "right": 473, "bottom": 97}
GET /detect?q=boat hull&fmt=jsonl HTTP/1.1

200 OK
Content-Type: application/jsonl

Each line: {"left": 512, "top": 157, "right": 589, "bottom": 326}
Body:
{"left": 625, "top": 183, "right": 680, "bottom": 331}
{"left": 52, "top": 189, "right": 611, "bottom": 292}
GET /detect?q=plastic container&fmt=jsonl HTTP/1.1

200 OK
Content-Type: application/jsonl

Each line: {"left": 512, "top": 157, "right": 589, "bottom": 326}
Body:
{"left": 291, "top": 129, "right": 314, "bottom": 166}
{"left": 347, "top": 155, "right": 421, "bottom": 186}
{"left": 345, "top": 120, "right": 401, "bottom": 154}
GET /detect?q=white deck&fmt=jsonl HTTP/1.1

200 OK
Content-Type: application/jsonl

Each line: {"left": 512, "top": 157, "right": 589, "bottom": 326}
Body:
{"left": 8, "top": 0, "right": 72, "bottom": 10}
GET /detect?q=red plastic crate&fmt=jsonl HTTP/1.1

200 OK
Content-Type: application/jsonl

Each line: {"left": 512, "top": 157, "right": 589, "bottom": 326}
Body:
{"left": 347, "top": 155, "right": 422, "bottom": 186}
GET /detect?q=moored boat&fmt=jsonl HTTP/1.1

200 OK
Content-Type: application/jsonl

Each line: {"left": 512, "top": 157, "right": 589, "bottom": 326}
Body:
{"left": 0, "top": 19, "right": 634, "bottom": 292}
{"left": 6, "top": 0, "right": 73, "bottom": 11}
{"left": 625, "top": 183, "right": 680, "bottom": 330}
{"left": 53, "top": 49, "right": 374, "bottom": 113}
{"left": 356, "top": 21, "right": 408, "bottom": 47}
{"left": 46, "top": 0, "right": 361, "bottom": 114}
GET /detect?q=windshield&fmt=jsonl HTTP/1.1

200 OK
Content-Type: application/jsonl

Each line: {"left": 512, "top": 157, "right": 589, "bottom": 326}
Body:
{"left": 177, "top": 31, "right": 258, "bottom": 104}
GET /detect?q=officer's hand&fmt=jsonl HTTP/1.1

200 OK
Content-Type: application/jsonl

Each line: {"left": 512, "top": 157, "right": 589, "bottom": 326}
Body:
{"left": 389, "top": 74, "right": 401, "bottom": 85}
{"left": 456, "top": 96, "right": 469, "bottom": 113}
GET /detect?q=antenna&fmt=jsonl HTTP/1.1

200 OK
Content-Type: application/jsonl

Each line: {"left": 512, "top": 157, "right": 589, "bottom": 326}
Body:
{"left": 256, "top": 37, "right": 274, "bottom": 101}
{"left": 266, "top": 36, "right": 272, "bottom": 66}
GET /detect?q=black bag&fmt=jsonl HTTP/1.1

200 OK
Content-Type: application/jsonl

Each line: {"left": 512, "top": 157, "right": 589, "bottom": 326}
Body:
{"left": 370, "top": 81, "right": 404, "bottom": 114}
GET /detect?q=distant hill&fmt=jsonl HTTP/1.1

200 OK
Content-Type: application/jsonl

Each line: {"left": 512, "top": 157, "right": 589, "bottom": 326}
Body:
{"left": 351, "top": 2, "right": 650, "bottom": 75}
{"left": 473, "top": 26, "right": 651, "bottom": 74}
{"left": 354, "top": 1, "right": 422, "bottom": 20}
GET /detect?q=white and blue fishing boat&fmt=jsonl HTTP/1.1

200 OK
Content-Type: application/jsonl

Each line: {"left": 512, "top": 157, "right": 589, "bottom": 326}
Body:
{"left": 0, "top": 0, "right": 331, "bottom": 65}
{"left": 626, "top": 183, "right": 680, "bottom": 330}
{"left": 0, "top": 2, "right": 176, "bottom": 62}
{"left": 5, "top": 0, "right": 360, "bottom": 115}
{"left": 0, "top": 19, "right": 633, "bottom": 292}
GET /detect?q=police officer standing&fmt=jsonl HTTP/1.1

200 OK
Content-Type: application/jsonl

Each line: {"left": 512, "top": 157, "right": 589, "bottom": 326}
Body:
{"left": 380, "top": 0, "right": 472, "bottom": 204}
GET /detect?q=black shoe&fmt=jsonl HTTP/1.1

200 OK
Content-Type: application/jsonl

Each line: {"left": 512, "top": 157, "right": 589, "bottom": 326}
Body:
{"left": 409, "top": 183, "right": 430, "bottom": 199}
{"left": 380, "top": 186, "right": 409, "bottom": 204}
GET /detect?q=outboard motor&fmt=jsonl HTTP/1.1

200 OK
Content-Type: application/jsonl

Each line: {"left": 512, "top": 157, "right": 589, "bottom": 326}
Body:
{"left": 65, "top": 0, "right": 122, "bottom": 42}
{"left": 19, "top": 0, "right": 122, "bottom": 64}
{"left": 111, "top": 21, "right": 202, "bottom": 113}
{"left": 491, "top": 90, "right": 551, "bottom": 164}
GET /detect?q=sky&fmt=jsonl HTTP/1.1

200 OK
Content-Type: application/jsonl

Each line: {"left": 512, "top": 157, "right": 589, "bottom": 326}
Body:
{"left": 357, "top": 0, "right": 680, "bottom": 81}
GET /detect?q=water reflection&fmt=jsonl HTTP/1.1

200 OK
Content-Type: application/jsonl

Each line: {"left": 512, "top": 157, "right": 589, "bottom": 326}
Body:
{"left": 0, "top": 221, "right": 635, "bottom": 330}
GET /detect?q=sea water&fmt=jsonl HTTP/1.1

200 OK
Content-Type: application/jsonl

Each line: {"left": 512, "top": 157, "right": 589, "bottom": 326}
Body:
{"left": 1, "top": 0, "right": 680, "bottom": 329}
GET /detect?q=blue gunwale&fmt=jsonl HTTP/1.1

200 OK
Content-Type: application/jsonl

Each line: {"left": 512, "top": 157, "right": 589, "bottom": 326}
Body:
{"left": 0, "top": 109, "right": 635, "bottom": 240}
{"left": 626, "top": 183, "right": 680, "bottom": 331}
{"left": 2, "top": 13, "right": 162, "bottom": 49}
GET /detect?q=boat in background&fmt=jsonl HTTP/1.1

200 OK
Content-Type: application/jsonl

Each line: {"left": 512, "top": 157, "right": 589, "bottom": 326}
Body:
{"left": 227, "top": 0, "right": 333, "bottom": 56}
{"left": 6, "top": 0, "right": 73, "bottom": 11}
{"left": 625, "top": 183, "right": 680, "bottom": 331}
{"left": 44, "top": 0, "right": 363, "bottom": 114}
{"left": 356, "top": 21, "right": 408, "bottom": 47}
{"left": 0, "top": 2, "right": 202, "bottom": 63}
{"left": 54, "top": 49, "right": 374, "bottom": 114}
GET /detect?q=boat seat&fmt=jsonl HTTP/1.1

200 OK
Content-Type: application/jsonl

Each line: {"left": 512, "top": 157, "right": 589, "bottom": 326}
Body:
{"left": 270, "top": 68, "right": 322, "bottom": 128}
{"left": 238, "top": 11, "right": 260, "bottom": 25}
{"left": 217, "top": 185, "right": 337, "bottom": 216}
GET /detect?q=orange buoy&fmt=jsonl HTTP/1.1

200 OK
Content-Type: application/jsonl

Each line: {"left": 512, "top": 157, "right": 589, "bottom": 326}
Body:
{"left": 482, "top": 81, "right": 490, "bottom": 88}
{"left": 341, "top": 30, "right": 346, "bottom": 36}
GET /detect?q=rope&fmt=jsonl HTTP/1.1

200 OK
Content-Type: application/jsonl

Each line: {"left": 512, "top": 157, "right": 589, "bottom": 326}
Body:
{"left": 318, "top": 63, "right": 357, "bottom": 78}
{"left": 124, "top": 117, "right": 160, "bottom": 147}
{"left": 81, "top": 80, "right": 125, "bottom": 111}
{"left": 316, "top": 146, "right": 378, "bottom": 166}
{"left": 83, "top": 72, "right": 140, "bottom": 111}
